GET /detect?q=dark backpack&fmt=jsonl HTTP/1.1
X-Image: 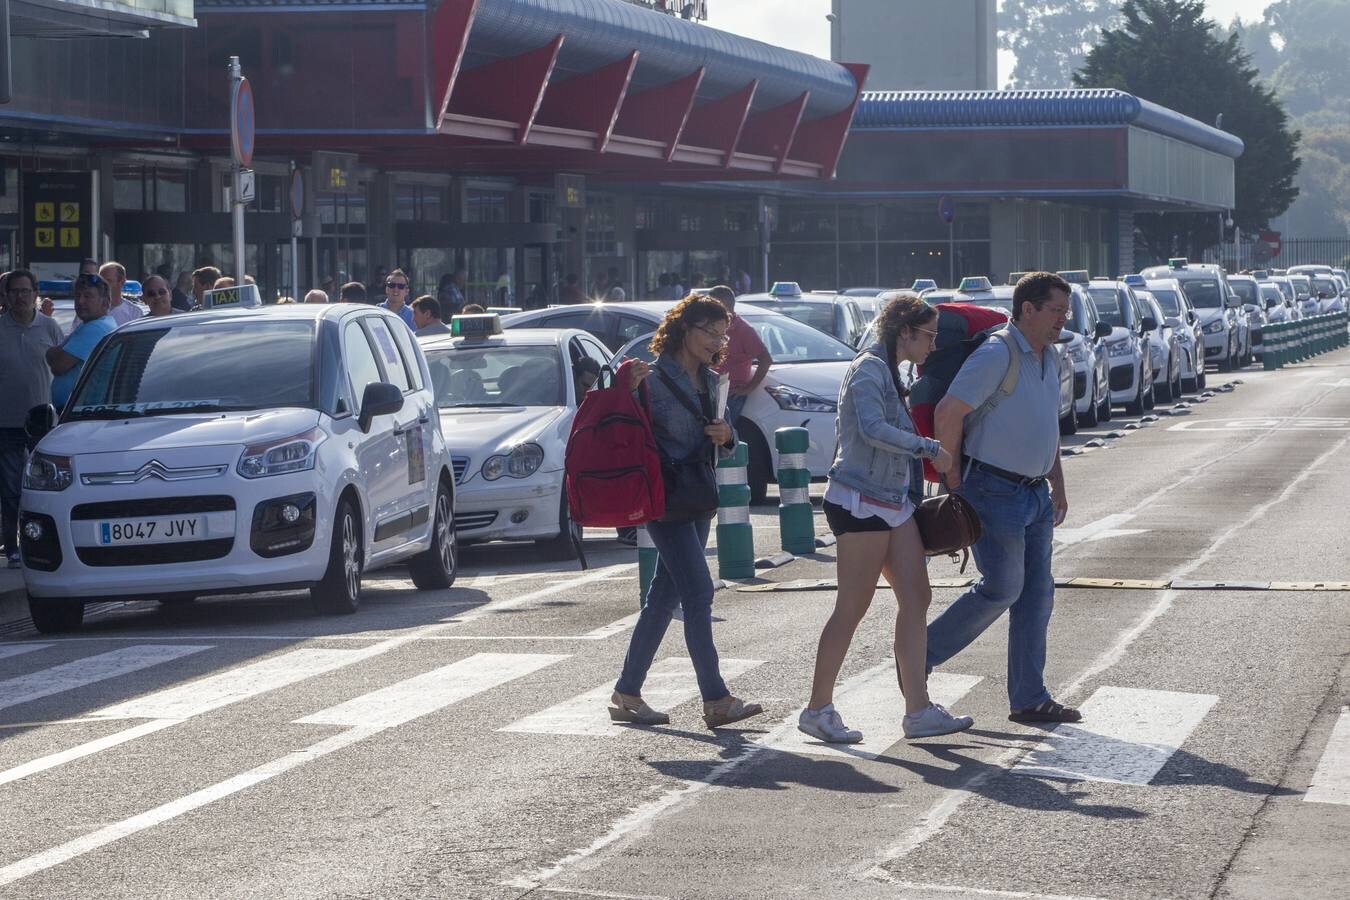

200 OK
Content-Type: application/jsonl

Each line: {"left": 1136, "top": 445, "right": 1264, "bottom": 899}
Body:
{"left": 909, "top": 302, "right": 1018, "bottom": 482}
{"left": 564, "top": 359, "right": 665, "bottom": 527}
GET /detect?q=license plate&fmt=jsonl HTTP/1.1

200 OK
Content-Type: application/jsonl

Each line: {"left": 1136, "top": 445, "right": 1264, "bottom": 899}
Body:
{"left": 98, "top": 515, "right": 207, "bottom": 546}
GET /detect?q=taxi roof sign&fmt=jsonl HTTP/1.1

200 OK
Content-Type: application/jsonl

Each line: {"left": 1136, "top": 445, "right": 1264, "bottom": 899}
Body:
{"left": 451, "top": 313, "right": 502, "bottom": 338}
{"left": 769, "top": 281, "right": 803, "bottom": 297}
{"left": 202, "top": 283, "right": 262, "bottom": 310}
{"left": 1169, "top": 257, "right": 1189, "bottom": 269}
{"left": 1006, "top": 272, "right": 1030, "bottom": 285}
{"left": 910, "top": 278, "right": 938, "bottom": 292}
{"left": 956, "top": 276, "right": 992, "bottom": 293}
{"left": 1122, "top": 274, "right": 1146, "bottom": 287}
{"left": 1057, "top": 270, "right": 1090, "bottom": 284}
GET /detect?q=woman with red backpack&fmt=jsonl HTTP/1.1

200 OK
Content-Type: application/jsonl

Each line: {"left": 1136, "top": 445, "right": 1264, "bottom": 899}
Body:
{"left": 609, "top": 296, "right": 764, "bottom": 730}
{"left": 799, "top": 294, "right": 976, "bottom": 743}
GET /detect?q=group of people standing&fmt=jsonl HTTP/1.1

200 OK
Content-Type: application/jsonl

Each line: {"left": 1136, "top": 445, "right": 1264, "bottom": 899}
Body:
{"left": 604, "top": 272, "right": 1083, "bottom": 741}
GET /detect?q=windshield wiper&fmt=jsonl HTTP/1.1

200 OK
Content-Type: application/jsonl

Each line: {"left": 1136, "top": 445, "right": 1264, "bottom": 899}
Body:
{"left": 65, "top": 408, "right": 146, "bottom": 421}
{"left": 441, "top": 401, "right": 523, "bottom": 408}
{"left": 142, "top": 403, "right": 262, "bottom": 416}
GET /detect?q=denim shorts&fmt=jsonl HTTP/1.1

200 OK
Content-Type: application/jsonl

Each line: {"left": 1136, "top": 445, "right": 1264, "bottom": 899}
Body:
{"left": 822, "top": 498, "right": 892, "bottom": 536}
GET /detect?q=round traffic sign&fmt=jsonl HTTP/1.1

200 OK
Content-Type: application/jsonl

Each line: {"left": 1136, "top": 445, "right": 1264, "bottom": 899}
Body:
{"left": 231, "top": 77, "right": 256, "bottom": 168}
{"left": 290, "top": 169, "right": 304, "bottom": 219}
{"left": 938, "top": 195, "right": 956, "bottom": 224}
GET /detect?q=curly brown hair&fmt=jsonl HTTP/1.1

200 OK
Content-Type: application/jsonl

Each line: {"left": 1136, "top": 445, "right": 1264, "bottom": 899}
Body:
{"left": 873, "top": 292, "right": 937, "bottom": 351}
{"left": 650, "top": 294, "right": 730, "bottom": 364}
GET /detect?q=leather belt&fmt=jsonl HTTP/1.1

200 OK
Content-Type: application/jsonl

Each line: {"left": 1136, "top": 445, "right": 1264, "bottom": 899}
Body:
{"left": 971, "top": 459, "right": 1048, "bottom": 487}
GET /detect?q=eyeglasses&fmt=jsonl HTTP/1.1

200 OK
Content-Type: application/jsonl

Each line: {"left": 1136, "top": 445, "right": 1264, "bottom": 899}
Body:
{"left": 145, "top": 288, "right": 170, "bottom": 297}
{"left": 694, "top": 323, "right": 730, "bottom": 344}
{"left": 913, "top": 326, "right": 939, "bottom": 340}
{"left": 386, "top": 282, "right": 409, "bottom": 290}
{"left": 7, "top": 287, "right": 35, "bottom": 298}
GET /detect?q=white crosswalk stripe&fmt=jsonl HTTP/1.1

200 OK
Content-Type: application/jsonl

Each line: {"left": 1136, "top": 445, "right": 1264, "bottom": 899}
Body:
{"left": 0, "top": 644, "right": 209, "bottom": 713}
{"left": 1304, "top": 706, "right": 1350, "bottom": 806}
{"left": 0, "top": 644, "right": 53, "bottom": 661}
{"left": 0, "top": 652, "right": 570, "bottom": 887}
{"left": 767, "top": 665, "right": 982, "bottom": 759}
{"left": 500, "top": 657, "right": 764, "bottom": 736}
{"left": 1012, "top": 686, "right": 1218, "bottom": 785}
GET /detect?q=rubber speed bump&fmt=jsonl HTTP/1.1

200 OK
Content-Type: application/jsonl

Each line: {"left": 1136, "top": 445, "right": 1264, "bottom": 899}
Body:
{"left": 735, "top": 578, "right": 1350, "bottom": 594}
{"left": 1268, "top": 581, "right": 1350, "bottom": 591}
{"left": 1059, "top": 577, "right": 1169, "bottom": 590}
{"left": 1169, "top": 579, "right": 1270, "bottom": 591}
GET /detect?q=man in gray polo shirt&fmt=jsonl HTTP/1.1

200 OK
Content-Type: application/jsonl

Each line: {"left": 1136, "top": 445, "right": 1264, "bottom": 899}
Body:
{"left": 928, "top": 271, "right": 1079, "bottom": 724}
{"left": 0, "top": 269, "right": 65, "bottom": 567}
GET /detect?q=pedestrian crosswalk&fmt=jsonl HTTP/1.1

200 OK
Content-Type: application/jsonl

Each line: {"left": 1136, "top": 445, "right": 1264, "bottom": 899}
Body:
{"left": 0, "top": 637, "right": 1348, "bottom": 888}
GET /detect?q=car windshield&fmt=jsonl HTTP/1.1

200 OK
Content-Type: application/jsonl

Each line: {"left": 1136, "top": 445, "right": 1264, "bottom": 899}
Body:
{"left": 741, "top": 300, "right": 835, "bottom": 335}
{"left": 1260, "top": 286, "right": 1283, "bottom": 303}
{"left": 1180, "top": 279, "right": 1223, "bottom": 309}
{"left": 742, "top": 311, "right": 857, "bottom": 363}
{"left": 426, "top": 345, "right": 564, "bottom": 407}
{"left": 1087, "top": 288, "right": 1126, "bottom": 327}
{"left": 1150, "top": 288, "right": 1181, "bottom": 316}
{"left": 1229, "top": 280, "right": 1259, "bottom": 304}
{"left": 67, "top": 320, "right": 316, "bottom": 420}
{"left": 1291, "top": 280, "right": 1312, "bottom": 299}
{"left": 1313, "top": 277, "right": 1339, "bottom": 298}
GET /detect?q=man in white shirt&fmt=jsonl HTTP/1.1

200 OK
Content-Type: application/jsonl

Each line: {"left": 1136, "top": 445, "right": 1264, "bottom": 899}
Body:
{"left": 98, "top": 262, "right": 142, "bottom": 326}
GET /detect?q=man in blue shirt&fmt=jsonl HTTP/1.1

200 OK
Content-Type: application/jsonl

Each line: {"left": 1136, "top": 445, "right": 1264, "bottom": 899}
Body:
{"left": 47, "top": 273, "right": 118, "bottom": 409}
{"left": 928, "top": 271, "right": 1079, "bottom": 725}
{"left": 379, "top": 268, "right": 415, "bottom": 329}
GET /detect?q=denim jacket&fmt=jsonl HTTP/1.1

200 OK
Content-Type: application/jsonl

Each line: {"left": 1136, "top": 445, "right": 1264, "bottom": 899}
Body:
{"left": 828, "top": 342, "right": 940, "bottom": 504}
{"left": 646, "top": 353, "right": 735, "bottom": 462}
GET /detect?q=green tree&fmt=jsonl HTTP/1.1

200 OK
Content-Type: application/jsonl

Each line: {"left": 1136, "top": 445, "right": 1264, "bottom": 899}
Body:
{"left": 1074, "top": 0, "right": 1301, "bottom": 259}
{"left": 998, "top": 1, "right": 1123, "bottom": 88}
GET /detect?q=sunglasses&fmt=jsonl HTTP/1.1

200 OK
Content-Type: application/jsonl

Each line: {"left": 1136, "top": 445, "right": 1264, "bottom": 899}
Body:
{"left": 386, "top": 282, "right": 409, "bottom": 290}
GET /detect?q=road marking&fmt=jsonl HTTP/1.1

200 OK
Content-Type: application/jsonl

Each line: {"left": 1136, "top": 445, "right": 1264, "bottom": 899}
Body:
{"left": 1052, "top": 513, "right": 1148, "bottom": 546}
{"left": 500, "top": 657, "right": 762, "bottom": 736}
{"left": 865, "top": 418, "right": 1350, "bottom": 878}
{"left": 0, "top": 643, "right": 52, "bottom": 661}
{"left": 580, "top": 612, "right": 640, "bottom": 640}
{"left": 0, "top": 720, "right": 179, "bottom": 788}
{"left": 0, "top": 645, "right": 209, "bottom": 713}
{"left": 768, "top": 664, "right": 981, "bottom": 760}
{"left": 298, "top": 651, "right": 567, "bottom": 729}
{"left": 1011, "top": 687, "right": 1217, "bottom": 784}
{"left": 1319, "top": 379, "right": 1350, "bottom": 387}
{"left": 1168, "top": 416, "right": 1350, "bottom": 432}
{"left": 866, "top": 877, "right": 1113, "bottom": 900}
{"left": 1305, "top": 706, "right": 1350, "bottom": 806}
{"left": 0, "top": 652, "right": 568, "bottom": 887}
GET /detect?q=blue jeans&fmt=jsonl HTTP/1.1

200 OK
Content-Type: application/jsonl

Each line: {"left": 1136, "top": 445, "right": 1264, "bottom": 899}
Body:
{"left": 616, "top": 517, "right": 729, "bottom": 702}
{"left": 725, "top": 392, "right": 748, "bottom": 427}
{"left": 925, "top": 466, "right": 1055, "bottom": 711}
{"left": 0, "top": 428, "right": 27, "bottom": 558}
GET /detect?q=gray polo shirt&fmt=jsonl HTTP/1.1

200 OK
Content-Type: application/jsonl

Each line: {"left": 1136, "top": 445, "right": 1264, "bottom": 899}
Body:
{"left": 948, "top": 322, "right": 1060, "bottom": 478}
{"left": 0, "top": 311, "right": 65, "bottom": 428}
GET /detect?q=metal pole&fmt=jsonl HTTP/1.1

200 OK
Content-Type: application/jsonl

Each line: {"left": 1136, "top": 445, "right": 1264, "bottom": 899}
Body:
{"left": 290, "top": 160, "right": 300, "bottom": 303}
{"left": 1, "top": 0, "right": 13, "bottom": 105}
{"left": 230, "top": 56, "right": 246, "bottom": 285}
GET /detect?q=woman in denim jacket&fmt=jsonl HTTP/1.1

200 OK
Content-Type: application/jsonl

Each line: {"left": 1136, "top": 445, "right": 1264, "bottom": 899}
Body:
{"left": 799, "top": 294, "right": 975, "bottom": 742}
{"left": 611, "top": 295, "right": 763, "bottom": 730}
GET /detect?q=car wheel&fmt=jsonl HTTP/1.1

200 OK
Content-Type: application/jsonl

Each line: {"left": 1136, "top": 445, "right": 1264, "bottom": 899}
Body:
{"left": 411, "top": 481, "right": 458, "bottom": 588}
{"left": 1125, "top": 370, "right": 1145, "bottom": 416}
{"left": 1098, "top": 378, "right": 1113, "bottom": 422}
{"left": 1156, "top": 368, "right": 1173, "bottom": 403}
{"left": 742, "top": 424, "right": 772, "bottom": 506}
{"left": 1143, "top": 372, "right": 1156, "bottom": 410}
{"left": 537, "top": 492, "right": 582, "bottom": 562}
{"left": 28, "top": 596, "right": 85, "bottom": 633}
{"left": 312, "top": 497, "right": 362, "bottom": 615}
{"left": 1059, "top": 402, "right": 1078, "bottom": 436}
{"left": 1172, "top": 368, "right": 1183, "bottom": 401}
{"left": 1077, "top": 383, "right": 1099, "bottom": 428}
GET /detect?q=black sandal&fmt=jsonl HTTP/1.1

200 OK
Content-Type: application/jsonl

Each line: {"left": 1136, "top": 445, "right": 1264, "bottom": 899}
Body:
{"left": 1009, "top": 699, "right": 1082, "bottom": 723}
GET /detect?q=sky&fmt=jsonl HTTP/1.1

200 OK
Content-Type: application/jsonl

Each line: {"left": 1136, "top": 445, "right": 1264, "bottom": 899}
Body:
{"left": 703, "top": 1, "right": 1272, "bottom": 83}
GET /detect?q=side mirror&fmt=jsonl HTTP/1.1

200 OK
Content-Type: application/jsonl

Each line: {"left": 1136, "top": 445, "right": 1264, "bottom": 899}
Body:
{"left": 1165, "top": 316, "right": 1182, "bottom": 329}
{"left": 1225, "top": 295, "right": 1242, "bottom": 308}
{"left": 25, "top": 404, "right": 57, "bottom": 445}
{"left": 1056, "top": 328, "right": 1073, "bottom": 344}
{"left": 1094, "top": 321, "right": 1113, "bottom": 339}
{"left": 1187, "top": 311, "right": 1197, "bottom": 324}
{"left": 358, "top": 382, "right": 404, "bottom": 433}
{"left": 1141, "top": 316, "right": 1158, "bottom": 333}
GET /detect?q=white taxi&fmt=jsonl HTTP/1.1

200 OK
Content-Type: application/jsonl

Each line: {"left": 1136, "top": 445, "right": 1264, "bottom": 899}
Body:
{"left": 20, "top": 288, "right": 458, "bottom": 632}
{"left": 418, "top": 315, "right": 611, "bottom": 558}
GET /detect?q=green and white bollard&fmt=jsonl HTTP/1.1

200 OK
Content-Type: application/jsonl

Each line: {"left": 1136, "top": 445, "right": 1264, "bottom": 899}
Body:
{"left": 775, "top": 427, "right": 815, "bottom": 555}
{"left": 716, "top": 441, "right": 755, "bottom": 580}
{"left": 1263, "top": 322, "right": 1281, "bottom": 371}
{"left": 636, "top": 525, "right": 658, "bottom": 606}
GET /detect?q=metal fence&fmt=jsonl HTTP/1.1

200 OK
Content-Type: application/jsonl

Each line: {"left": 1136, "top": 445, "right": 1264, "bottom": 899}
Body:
{"left": 1201, "top": 238, "right": 1350, "bottom": 271}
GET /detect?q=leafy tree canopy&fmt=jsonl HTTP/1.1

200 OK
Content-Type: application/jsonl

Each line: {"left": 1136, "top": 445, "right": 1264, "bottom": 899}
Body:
{"left": 999, "top": 1, "right": 1123, "bottom": 89}
{"left": 1074, "top": 0, "right": 1301, "bottom": 258}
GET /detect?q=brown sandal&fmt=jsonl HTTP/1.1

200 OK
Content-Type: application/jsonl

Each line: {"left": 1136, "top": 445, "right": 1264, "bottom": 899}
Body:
{"left": 702, "top": 695, "right": 763, "bottom": 729}
{"left": 608, "top": 691, "right": 670, "bottom": 725}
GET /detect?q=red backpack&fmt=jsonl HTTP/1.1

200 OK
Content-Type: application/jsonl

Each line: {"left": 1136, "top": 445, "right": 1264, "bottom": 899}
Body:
{"left": 908, "top": 303, "right": 1018, "bottom": 482}
{"left": 564, "top": 359, "right": 665, "bottom": 527}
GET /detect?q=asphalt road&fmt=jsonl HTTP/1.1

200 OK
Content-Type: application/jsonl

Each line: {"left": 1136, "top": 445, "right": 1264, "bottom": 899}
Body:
{"left": 1, "top": 353, "right": 1348, "bottom": 899}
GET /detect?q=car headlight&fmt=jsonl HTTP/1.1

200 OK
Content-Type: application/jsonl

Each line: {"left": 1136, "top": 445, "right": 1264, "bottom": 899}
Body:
{"left": 23, "top": 451, "right": 73, "bottom": 492}
{"left": 1203, "top": 320, "right": 1225, "bottom": 334}
{"left": 765, "top": 385, "right": 837, "bottom": 413}
{"left": 238, "top": 428, "right": 326, "bottom": 478}
{"left": 1066, "top": 346, "right": 1086, "bottom": 365}
{"left": 482, "top": 442, "right": 544, "bottom": 480}
{"left": 1107, "top": 339, "right": 1133, "bottom": 358}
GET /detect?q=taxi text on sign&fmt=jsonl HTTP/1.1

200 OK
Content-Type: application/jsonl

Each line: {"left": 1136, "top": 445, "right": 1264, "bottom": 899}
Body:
{"left": 22, "top": 172, "right": 93, "bottom": 264}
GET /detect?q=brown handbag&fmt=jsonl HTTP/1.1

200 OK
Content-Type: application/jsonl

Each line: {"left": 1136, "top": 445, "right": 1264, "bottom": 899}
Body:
{"left": 913, "top": 491, "right": 983, "bottom": 570}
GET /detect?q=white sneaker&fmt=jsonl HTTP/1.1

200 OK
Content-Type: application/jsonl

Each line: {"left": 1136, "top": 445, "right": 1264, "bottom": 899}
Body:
{"left": 903, "top": 703, "right": 974, "bottom": 739}
{"left": 797, "top": 703, "right": 863, "bottom": 743}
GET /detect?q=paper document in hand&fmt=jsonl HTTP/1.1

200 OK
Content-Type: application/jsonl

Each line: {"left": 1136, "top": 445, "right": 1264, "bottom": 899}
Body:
{"left": 716, "top": 373, "right": 730, "bottom": 420}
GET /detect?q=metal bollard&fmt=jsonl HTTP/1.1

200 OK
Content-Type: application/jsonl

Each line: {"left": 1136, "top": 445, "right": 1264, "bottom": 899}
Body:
{"left": 1263, "top": 322, "right": 1280, "bottom": 371}
{"left": 636, "top": 525, "right": 658, "bottom": 607}
{"left": 716, "top": 441, "right": 755, "bottom": 580}
{"left": 775, "top": 427, "right": 815, "bottom": 555}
